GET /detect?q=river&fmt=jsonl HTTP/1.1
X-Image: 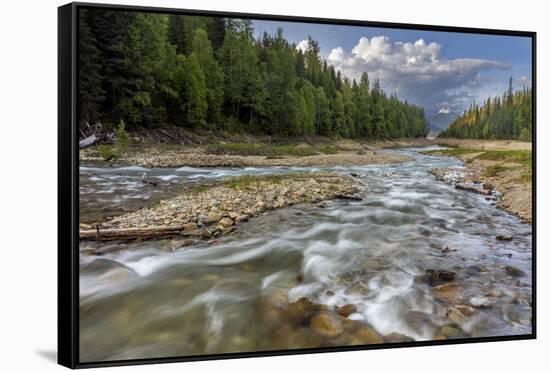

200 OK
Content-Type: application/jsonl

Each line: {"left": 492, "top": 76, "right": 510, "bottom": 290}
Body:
{"left": 79, "top": 147, "right": 533, "bottom": 362}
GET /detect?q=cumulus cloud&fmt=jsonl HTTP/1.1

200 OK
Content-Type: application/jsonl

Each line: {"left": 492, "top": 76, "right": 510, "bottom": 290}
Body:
{"left": 296, "top": 39, "right": 309, "bottom": 53}
{"left": 327, "top": 35, "right": 510, "bottom": 112}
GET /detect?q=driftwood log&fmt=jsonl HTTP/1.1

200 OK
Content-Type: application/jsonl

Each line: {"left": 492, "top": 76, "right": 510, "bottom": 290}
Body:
{"left": 80, "top": 226, "right": 202, "bottom": 241}
{"left": 79, "top": 134, "right": 100, "bottom": 149}
{"left": 455, "top": 183, "right": 492, "bottom": 196}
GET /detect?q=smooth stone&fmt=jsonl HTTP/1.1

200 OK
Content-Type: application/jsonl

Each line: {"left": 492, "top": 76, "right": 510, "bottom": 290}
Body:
{"left": 218, "top": 217, "right": 234, "bottom": 228}
{"left": 470, "top": 296, "right": 495, "bottom": 308}
{"left": 432, "top": 283, "right": 462, "bottom": 303}
{"left": 496, "top": 235, "right": 513, "bottom": 241}
{"left": 336, "top": 304, "right": 357, "bottom": 318}
{"left": 434, "top": 325, "right": 467, "bottom": 340}
{"left": 310, "top": 311, "right": 344, "bottom": 338}
{"left": 504, "top": 265, "right": 526, "bottom": 277}
{"left": 352, "top": 325, "right": 384, "bottom": 344}
{"left": 384, "top": 333, "right": 415, "bottom": 343}
{"left": 182, "top": 222, "right": 198, "bottom": 231}
{"left": 424, "top": 269, "right": 456, "bottom": 286}
{"left": 447, "top": 307, "right": 467, "bottom": 324}
{"left": 286, "top": 297, "right": 318, "bottom": 325}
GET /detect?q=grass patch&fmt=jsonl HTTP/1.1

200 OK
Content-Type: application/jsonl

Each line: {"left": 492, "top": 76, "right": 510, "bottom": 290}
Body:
{"left": 316, "top": 145, "right": 338, "bottom": 154}
{"left": 207, "top": 143, "right": 269, "bottom": 156}
{"left": 223, "top": 173, "right": 313, "bottom": 190}
{"left": 423, "top": 149, "right": 532, "bottom": 169}
{"left": 207, "top": 143, "right": 322, "bottom": 156}
{"left": 485, "top": 164, "right": 508, "bottom": 177}
{"left": 224, "top": 175, "right": 279, "bottom": 190}
{"left": 475, "top": 150, "right": 532, "bottom": 165}
{"left": 274, "top": 145, "right": 318, "bottom": 156}
{"left": 420, "top": 148, "right": 481, "bottom": 157}
{"left": 97, "top": 145, "right": 120, "bottom": 161}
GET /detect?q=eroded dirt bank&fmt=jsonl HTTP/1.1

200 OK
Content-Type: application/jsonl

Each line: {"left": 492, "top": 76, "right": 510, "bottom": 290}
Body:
{"left": 423, "top": 146, "right": 532, "bottom": 223}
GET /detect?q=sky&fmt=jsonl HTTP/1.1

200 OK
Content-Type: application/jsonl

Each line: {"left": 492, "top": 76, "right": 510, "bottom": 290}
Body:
{"left": 252, "top": 19, "right": 532, "bottom": 115}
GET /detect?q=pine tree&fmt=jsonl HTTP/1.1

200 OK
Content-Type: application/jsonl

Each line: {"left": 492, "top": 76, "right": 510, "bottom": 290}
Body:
{"left": 191, "top": 28, "right": 224, "bottom": 125}
{"left": 78, "top": 9, "right": 104, "bottom": 124}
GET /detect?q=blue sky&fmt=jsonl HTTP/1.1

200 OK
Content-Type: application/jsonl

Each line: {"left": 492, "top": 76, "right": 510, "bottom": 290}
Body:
{"left": 253, "top": 20, "right": 532, "bottom": 115}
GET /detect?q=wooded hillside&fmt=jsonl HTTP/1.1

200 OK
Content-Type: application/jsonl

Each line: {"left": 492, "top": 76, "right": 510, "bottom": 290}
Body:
{"left": 79, "top": 9, "right": 429, "bottom": 139}
{"left": 439, "top": 78, "right": 532, "bottom": 141}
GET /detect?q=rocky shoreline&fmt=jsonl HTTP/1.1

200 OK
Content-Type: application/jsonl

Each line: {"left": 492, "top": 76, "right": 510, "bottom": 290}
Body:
{"left": 80, "top": 147, "right": 411, "bottom": 168}
{"left": 80, "top": 173, "right": 362, "bottom": 242}
{"left": 424, "top": 150, "right": 532, "bottom": 223}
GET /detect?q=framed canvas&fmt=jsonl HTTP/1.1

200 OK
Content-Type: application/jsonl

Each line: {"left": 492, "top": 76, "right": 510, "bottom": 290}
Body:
{"left": 58, "top": 2, "right": 536, "bottom": 368}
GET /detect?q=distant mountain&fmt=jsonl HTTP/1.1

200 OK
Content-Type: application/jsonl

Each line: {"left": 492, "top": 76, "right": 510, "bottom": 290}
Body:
{"left": 429, "top": 122, "right": 444, "bottom": 134}
{"left": 428, "top": 106, "right": 460, "bottom": 136}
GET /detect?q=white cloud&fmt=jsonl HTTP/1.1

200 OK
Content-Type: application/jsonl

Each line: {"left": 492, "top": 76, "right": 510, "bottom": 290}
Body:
{"left": 328, "top": 47, "right": 344, "bottom": 63}
{"left": 296, "top": 39, "right": 309, "bottom": 53}
{"left": 327, "top": 35, "right": 510, "bottom": 111}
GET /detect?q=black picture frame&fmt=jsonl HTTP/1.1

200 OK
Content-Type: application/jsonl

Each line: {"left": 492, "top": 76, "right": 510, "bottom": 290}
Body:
{"left": 58, "top": 2, "right": 537, "bottom": 368}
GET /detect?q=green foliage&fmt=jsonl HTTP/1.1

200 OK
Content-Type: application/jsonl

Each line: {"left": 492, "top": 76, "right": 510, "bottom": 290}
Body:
{"left": 79, "top": 10, "right": 430, "bottom": 139}
{"left": 78, "top": 9, "right": 104, "bottom": 124}
{"left": 421, "top": 148, "right": 482, "bottom": 157}
{"left": 206, "top": 143, "right": 318, "bottom": 156}
{"left": 439, "top": 79, "right": 532, "bottom": 141}
{"left": 316, "top": 145, "right": 338, "bottom": 154}
{"left": 97, "top": 120, "right": 130, "bottom": 161}
{"left": 475, "top": 149, "right": 531, "bottom": 164}
{"left": 115, "top": 120, "right": 130, "bottom": 151}
{"left": 97, "top": 145, "right": 119, "bottom": 161}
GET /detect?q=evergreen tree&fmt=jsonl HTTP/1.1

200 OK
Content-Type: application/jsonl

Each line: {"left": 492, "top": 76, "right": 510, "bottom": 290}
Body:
{"left": 78, "top": 10, "right": 104, "bottom": 124}
{"left": 191, "top": 28, "right": 224, "bottom": 125}
{"left": 440, "top": 78, "right": 532, "bottom": 141}
{"left": 79, "top": 9, "right": 431, "bottom": 140}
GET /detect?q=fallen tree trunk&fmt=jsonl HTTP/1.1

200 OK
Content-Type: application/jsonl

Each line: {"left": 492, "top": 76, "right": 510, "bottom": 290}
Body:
{"left": 79, "top": 134, "right": 100, "bottom": 149}
{"left": 455, "top": 183, "right": 492, "bottom": 196}
{"left": 79, "top": 226, "right": 201, "bottom": 241}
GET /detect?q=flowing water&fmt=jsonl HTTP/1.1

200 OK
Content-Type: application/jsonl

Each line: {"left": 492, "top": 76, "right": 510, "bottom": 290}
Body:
{"left": 79, "top": 147, "right": 533, "bottom": 362}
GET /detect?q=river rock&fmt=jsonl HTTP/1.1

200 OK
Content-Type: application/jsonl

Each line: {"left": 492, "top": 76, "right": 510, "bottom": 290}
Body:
{"left": 384, "top": 333, "right": 415, "bottom": 343}
{"left": 170, "top": 238, "right": 198, "bottom": 249}
{"left": 470, "top": 296, "right": 495, "bottom": 308}
{"left": 218, "top": 217, "right": 234, "bottom": 228}
{"left": 100, "top": 267, "right": 138, "bottom": 283}
{"left": 286, "top": 297, "right": 318, "bottom": 325}
{"left": 235, "top": 214, "right": 249, "bottom": 223}
{"left": 447, "top": 307, "right": 467, "bottom": 324}
{"left": 504, "top": 265, "right": 525, "bottom": 277}
{"left": 455, "top": 183, "right": 492, "bottom": 195}
{"left": 205, "top": 212, "right": 222, "bottom": 224}
{"left": 310, "top": 311, "right": 344, "bottom": 338}
{"left": 81, "top": 258, "right": 133, "bottom": 275}
{"left": 432, "top": 283, "right": 462, "bottom": 303}
{"left": 259, "top": 289, "right": 289, "bottom": 323}
{"left": 351, "top": 325, "right": 384, "bottom": 344}
{"left": 342, "top": 318, "right": 360, "bottom": 332}
{"left": 336, "top": 304, "right": 358, "bottom": 318}
{"left": 434, "top": 325, "right": 466, "bottom": 340}
{"left": 182, "top": 222, "right": 198, "bottom": 231}
{"left": 496, "top": 235, "right": 513, "bottom": 241}
{"left": 424, "top": 269, "right": 456, "bottom": 286}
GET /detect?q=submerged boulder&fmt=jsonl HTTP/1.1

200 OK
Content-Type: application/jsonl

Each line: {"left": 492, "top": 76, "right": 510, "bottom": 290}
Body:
{"left": 310, "top": 311, "right": 344, "bottom": 338}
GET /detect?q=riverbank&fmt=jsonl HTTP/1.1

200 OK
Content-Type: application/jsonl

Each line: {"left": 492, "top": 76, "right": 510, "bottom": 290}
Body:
{"left": 434, "top": 138, "right": 532, "bottom": 151}
{"left": 422, "top": 147, "right": 532, "bottom": 223}
{"left": 80, "top": 173, "right": 361, "bottom": 242}
{"left": 79, "top": 137, "right": 433, "bottom": 168}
